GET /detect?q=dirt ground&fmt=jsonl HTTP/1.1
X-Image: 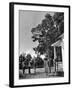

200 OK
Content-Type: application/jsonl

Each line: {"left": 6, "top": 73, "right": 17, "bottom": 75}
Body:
{"left": 19, "top": 67, "right": 63, "bottom": 79}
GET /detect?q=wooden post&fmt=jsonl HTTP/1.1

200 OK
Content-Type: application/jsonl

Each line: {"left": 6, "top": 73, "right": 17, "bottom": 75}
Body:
{"left": 54, "top": 46, "right": 57, "bottom": 72}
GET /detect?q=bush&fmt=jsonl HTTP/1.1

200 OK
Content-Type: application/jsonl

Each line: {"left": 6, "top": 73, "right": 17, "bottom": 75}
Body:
{"left": 56, "top": 71, "right": 64, "bottom": 77}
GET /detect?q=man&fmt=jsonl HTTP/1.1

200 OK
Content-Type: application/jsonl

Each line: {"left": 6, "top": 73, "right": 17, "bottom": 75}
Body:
{"left": 48, "top": 58, "right": 53, "bottom": 73}
{"left": 28, "top": 61, "right": 31, "bottom": 74}
{"left": 22, "top": 61, "right": 25, "bottom": 74}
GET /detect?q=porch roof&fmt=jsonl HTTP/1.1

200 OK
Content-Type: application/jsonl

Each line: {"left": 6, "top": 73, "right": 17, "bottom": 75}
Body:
{"left": 51, "top": 34, "right": 64, "bottom": 47}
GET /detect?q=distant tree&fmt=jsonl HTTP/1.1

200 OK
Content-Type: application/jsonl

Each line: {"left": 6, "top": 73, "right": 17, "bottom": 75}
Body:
{"left": 19, "top": 53, "right": 26, "bottom": 69}
{"left": 35, "top": 55, "right": 44, "bottom": 68}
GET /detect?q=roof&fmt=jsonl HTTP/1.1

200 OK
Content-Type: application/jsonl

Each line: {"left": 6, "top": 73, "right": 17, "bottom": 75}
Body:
{"left": 51, "top": 33, "right": 64, "bottom": 47}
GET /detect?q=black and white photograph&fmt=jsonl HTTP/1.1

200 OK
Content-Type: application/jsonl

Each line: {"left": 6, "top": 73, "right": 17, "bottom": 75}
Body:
{"left": 9, "top": 2, "right": 70, "bottom": 87}
{"left": 19, "top": 10, "right": 64, "bottom": 79}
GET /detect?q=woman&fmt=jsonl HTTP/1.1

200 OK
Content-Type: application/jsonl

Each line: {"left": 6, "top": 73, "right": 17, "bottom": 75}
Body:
{"left": 44, "top": 58, "right": 48, "bottom": 74}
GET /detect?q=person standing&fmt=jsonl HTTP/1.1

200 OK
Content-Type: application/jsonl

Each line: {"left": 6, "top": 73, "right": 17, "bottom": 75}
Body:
{"left": 28, "top": 61, "right": 31, "bottom": 74}
{"left": 22, "top": 61, "right": 25, "bottom": 74}
{"left": 48, "top": 58, "right": 53, "bottom": 73}
{"left": 44, "top": 58, "right": 48, "bottom": 74}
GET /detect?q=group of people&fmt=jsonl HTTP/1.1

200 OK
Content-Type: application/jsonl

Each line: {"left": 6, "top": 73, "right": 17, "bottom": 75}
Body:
{"left": 22, "top": 61, "right": 31, "bottom": 74}
{"left": 22, "top": 58, "right": 54, "bottom": 75}
{"left": 44, "top": 58, "right": 54, "bottom": 73}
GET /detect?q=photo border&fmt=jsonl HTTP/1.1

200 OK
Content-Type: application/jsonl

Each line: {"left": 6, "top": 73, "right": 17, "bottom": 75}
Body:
{"left": 9, "top": 2, "right": 70, "bottom": 88}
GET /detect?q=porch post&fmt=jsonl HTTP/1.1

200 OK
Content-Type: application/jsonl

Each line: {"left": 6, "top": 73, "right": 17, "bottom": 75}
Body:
{"left": 54, "top": 46, "right": 57, "bottom": 59}
{"left": 62, "top": 40, "right": 64, "bottom": 71}
{"left": 54, "top": 46, "right": 57, "bottom": 72}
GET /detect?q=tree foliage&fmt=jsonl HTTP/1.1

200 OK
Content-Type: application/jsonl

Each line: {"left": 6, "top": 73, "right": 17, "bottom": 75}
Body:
{"left": 19, "top": 53, "right": 26, "bottom": 69}
{"left": 31, "top": 12, "right": 64, "bottom": 57}
{"left": 35, "top": 55, "right": 44, "bottom": 68}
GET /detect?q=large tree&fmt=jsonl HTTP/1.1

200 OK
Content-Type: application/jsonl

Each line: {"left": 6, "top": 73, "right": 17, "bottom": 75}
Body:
{"left": 31, "top": 14, "right": 55, "bottom": 56}
{"left": 31, "top": 12, "right": 64, "bottom": 55}
{"left": 53, "top": 12, "right": 64, "bottom": 35}
{"left": 31, "top": 12, "right": 64, "bottom": 72}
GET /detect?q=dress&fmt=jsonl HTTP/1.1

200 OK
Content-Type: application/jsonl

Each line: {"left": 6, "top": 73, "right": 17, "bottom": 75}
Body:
{"left": 44, "top": 60, "right": 48, "bottom": 73}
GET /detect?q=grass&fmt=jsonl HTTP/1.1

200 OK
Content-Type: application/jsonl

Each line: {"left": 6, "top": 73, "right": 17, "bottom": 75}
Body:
{"left": 19, "top": 67, "right": 64, "bottom": 79}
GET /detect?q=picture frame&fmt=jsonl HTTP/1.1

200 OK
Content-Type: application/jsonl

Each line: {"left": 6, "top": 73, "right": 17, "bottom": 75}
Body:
{"left": 9, "top": 2, "right": 70, "bottom": 87}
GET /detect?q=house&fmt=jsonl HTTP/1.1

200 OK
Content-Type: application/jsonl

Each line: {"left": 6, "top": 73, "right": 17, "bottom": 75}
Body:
{"left": 51, "top": 33, "right": 64, "bottom": 72}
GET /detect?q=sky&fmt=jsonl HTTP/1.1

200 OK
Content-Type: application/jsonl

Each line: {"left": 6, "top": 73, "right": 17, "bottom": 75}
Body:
{"left": 19, "top": 10, "right": 54, "bottom": 57}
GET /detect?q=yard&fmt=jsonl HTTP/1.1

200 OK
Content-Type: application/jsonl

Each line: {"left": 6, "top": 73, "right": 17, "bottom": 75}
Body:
{"left": 19, "top": 66, "right": 64, "bottom": 79}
